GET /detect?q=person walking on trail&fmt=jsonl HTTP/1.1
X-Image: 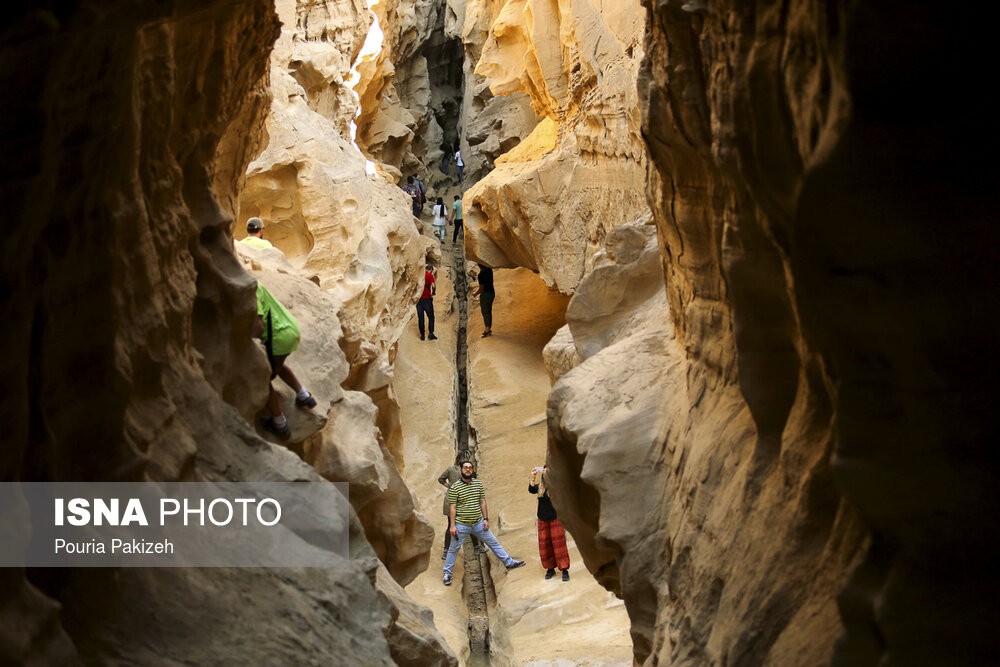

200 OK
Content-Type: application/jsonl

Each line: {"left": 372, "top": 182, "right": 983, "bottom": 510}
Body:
{"left": 416, "top": 264, "right": 437, "bottom": 341}
{"left": 471, "top": 263, "right": 495, "bottom": 337}
{"left": 529, "top": 465, "right": 571, "bottom": 581}
{"left": 454, "top": 149, "right": 464, "bottom": 184}
{"left": 441, "top": 145, "right": 451, "bottom": 176}
{"left": 240, "top": 217, "right": 272, "bottom": 249}
{"left": 443, "top": 461, "right": 525, "bottom": 585}
{"left": 413, "top": 174, "right": 427, "bottom": 214}
{"left": 437, "top": 449, "right": 473, "bottom": 559}
{"left": 449, "top": 194, "right": 463, "bottom": 245}
{"left": 402, "top": 176, "right": 421, "bottom": 217}
{"left": 431, "top": 197, "right": 448, "bottom": 243}
{"left": 254, "top": 283, "right": 318, "bottom": 439}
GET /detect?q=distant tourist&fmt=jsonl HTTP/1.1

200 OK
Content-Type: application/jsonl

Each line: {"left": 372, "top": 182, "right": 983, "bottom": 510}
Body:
{"left": 443, "top": 461, "right": 525, "bottom": 585}
{"left": 529, "top": 465, "right": 570, "bottom": 581}
{"left": 437, "top": 449, "right": 473, "bottom": 558}
{"left": 471, "top": 263, "right": 494, "bottom": 338}
{"left": 455, "top": 149, "right": 464, "bottom": 184}
{"left": 254, "top": 283, "right": 318, "bottom": 439}
{"left": 416, "top": 264, "right": 437, "bottom": 341}
{"left": 402, "top": 176, "right": 421, "bottom": 217}
{"left": 413, "top": 174, "right": 427, "bottom": 214}
{"left": 432, "top": 197, "right": 448, "bottom": 243}
{"left": 450, "top": 194, "right": 464, "bottom": 245}
{"left": 240, "top": 217, "right": 272, "bottom": 248}
{"left": 441, "top": 145, "right": 451, "bottom": 175}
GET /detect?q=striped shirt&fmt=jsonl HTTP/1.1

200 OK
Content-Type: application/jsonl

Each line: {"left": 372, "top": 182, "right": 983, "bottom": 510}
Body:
{"left": 446, "top": 478, "right": 485, "bottom": 526}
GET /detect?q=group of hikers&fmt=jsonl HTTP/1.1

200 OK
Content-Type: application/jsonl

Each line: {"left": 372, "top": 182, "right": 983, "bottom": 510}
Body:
{"left": 238, "top": 151, "right": 558, "bottom": 584}
{"left": 437, "top": 450, "right": 571, "bottom": 586}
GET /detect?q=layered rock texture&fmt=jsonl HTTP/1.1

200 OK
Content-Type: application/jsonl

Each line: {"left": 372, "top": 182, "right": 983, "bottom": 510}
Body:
{"left": 462, "top": 0, "right": 649, "bottom": 293}
{"left": 355, "top": 0, "right": 465, "bottom": 188}
{"left": 234, "top": 0, "right": 441, "bottom": 586}
{"left": 1, "top": 0, "right": 453, "bottom": 664}
{"left": 463, "top": 1, "right": 998, "bottom": 666}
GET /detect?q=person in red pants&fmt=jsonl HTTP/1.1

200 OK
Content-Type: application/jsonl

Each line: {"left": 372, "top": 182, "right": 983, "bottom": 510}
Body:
{"left": 529, "top": 464, "right": 570, "bottom": 581}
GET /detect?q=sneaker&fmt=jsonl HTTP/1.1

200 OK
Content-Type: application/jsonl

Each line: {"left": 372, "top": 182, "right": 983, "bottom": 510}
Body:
{"left": 295, "top": 391, "right": 317, "bottom": 409}
{"left": 506, "top": 560, "right": 525, "bottom": 571}
{"left": 420, "top": 333, "right": 425, "bottom": 340}
{"left": 443, "top": 573, "right": 452, "bottom": 586}
{"left": 428, "top": 334, "right": 438, "bottom": 340}
{"left": 562, "top": 570, "right": 570, "bottom": 581}
{"left": 262, "top": 416, "right": 291, "bottom": 440}
{"left": 481, "top": 330, "right": 492, "bottom": 338}
{"left": 441, "top": 553, "right": 447, "bottom": 560}
{"left": 545, "top": 569, "right": 556, "bottom": 580}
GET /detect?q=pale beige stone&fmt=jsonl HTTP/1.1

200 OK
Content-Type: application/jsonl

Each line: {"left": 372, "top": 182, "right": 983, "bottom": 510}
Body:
{"left": 461, "top": 0, "right": 650, "bottom": 293}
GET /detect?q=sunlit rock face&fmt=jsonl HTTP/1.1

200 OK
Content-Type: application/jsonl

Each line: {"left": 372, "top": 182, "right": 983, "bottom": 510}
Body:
{"left": 234, "top": 0, "right": 438, "bottom": 586}
{"left": 355, "top": 0, "right": 464, "bottom": 188}
{"left": 549, "top": 2, "right": 998, "bottom": 666}
{"left": 461, "top": 0, "right": 649, "bottom": 293}
{"left": 0, "top": 0, "right": 453, "bottom": 664}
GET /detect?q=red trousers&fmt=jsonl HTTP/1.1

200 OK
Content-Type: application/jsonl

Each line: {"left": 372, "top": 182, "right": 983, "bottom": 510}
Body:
{"left": 537, "top": 519, "right": 570, "bottom": 570}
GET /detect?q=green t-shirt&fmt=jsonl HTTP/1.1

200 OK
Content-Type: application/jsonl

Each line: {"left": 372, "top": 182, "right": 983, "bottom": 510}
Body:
{"left": 241, "top": 237, "right": 272, "bottom": 249}
{"left": 452, "top": 199, "right": 463, "bottom": 221}
{"left": 256, "top": 284, "right": 300, "bottom": 357}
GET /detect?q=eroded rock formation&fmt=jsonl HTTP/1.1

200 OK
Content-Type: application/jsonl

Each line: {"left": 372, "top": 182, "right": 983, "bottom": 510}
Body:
{"left": 1, "top": 0, "right": 453, "bottom": 664}
{"left": 466, "top": 1, "right": 998, "bottom": 666}
{"left": 461, "top": 0, "right": 649, "bottom": 293}
{"left": 356, "top": 0, "right": 464, "bottom": 188}
{"left": 235, "top": 0, "right": 441, "bottom": 586}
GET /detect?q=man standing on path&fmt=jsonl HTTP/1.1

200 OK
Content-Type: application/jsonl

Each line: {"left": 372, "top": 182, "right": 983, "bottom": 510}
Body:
{"left": 443, "top": 461, "right": 525, "bottom": 585}
{"left": 471, "top": 263, "right": 495, "bottom": 337}
{"left": 450, "top": 194, "right": 463, "bottom": 245}
{"left": 529, "top": 465, "right": 571, "bottom": 581}
{"left": 455, "top": 149, "right": 464, "bottom": 184}
{"left": 416, "top": 264, "right": 437, "bottom": 341}
{"left": 240, "top": 217, "right": 272, "bottom": 248}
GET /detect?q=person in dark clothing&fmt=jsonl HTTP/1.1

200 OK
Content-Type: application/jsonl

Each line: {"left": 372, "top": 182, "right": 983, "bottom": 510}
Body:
{"left": 529, "top": 464, "right": 570, "bottom": 580}
{"left": 472, "top": 263, "right": 495, "bottom": 337}
{"left": 450, "top": 194, "right": 464, "bottom": 244}
{"left": 416, "top": 264, "right": 437, "bottom": 340}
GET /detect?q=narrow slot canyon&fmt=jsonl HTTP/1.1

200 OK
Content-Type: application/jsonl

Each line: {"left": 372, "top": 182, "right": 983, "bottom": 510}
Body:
{"left": 3, "top": 1, "right": 998, "bottom": 666}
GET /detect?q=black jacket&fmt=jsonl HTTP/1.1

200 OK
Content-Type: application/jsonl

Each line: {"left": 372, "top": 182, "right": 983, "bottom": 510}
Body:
{"left": 528, "top": 484, "right": 557, "bottom": 521}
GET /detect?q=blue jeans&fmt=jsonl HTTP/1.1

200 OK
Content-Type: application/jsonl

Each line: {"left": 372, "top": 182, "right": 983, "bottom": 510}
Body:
{"left": 443, "top": 520, "right": 516, "bottom": 576}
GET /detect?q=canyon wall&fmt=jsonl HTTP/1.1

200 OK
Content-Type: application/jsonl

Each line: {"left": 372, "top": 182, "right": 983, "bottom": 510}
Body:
{"left": 356, "top": 0, "right": 465, "bottom": 188}
{"left": 461, "top": 0, "right": 649, "bottom": 293}
{"left": 466, "top": 0, "right": 998, "bottom": 665}
{"left": 0, "top": 1, "right": 453, "bottom": 664}
{"left": 235, "top": 0, "right": 439, "bottom": 585}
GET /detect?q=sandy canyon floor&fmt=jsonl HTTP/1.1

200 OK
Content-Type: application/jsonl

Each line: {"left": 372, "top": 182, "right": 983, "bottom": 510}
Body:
{"left": 396, "top": 202, "right": 633, "bottom": 666}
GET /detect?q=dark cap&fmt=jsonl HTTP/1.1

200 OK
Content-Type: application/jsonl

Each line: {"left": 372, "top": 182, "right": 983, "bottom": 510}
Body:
{"left": 246, "top": 217, "right": 264, "bottom": 232}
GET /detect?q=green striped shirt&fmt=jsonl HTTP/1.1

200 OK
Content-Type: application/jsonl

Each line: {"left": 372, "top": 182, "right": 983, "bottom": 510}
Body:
{"left": 446, "top": 478, "right": 485, "bottom": 526}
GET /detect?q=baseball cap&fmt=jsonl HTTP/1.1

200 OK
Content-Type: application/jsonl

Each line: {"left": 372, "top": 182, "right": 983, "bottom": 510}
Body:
{"left": 246, "top": 217, "right": 264, "bottom": 232}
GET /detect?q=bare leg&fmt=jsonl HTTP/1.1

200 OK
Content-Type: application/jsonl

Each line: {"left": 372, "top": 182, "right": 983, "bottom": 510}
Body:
{"left": 267, "top": 383, "right": 283, "bottom": 418}
{"left": 277, "top": 364, "right": 303, "bottom": 393}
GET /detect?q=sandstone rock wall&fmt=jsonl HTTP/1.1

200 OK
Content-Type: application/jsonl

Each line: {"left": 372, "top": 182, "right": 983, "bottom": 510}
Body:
{"left": 0, "top": 1, "right": 453, "bottom": 664}
{"left": 356, "top": 0, "right": 464, "bottom": 188}
{"left": 547, "top": 2, "right": 998, "bottom": 666}
{"left": 461, "top": 0, "right": 649, "bottom": 293}
{"left": 234, "top": 0, "right": 443, "bottom": 586}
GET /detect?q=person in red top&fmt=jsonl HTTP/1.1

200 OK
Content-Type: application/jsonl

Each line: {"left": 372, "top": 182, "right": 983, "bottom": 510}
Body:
{"left": 417, "top": 264, "right": 437, "bottom": 340}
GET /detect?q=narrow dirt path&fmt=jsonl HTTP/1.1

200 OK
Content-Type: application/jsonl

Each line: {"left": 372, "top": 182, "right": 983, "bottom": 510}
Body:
{"left": 397, "top": 198, "right": 633, "bottom": 665}
{"left": 466, "top": 268, "right": 633, "bottom": 667}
